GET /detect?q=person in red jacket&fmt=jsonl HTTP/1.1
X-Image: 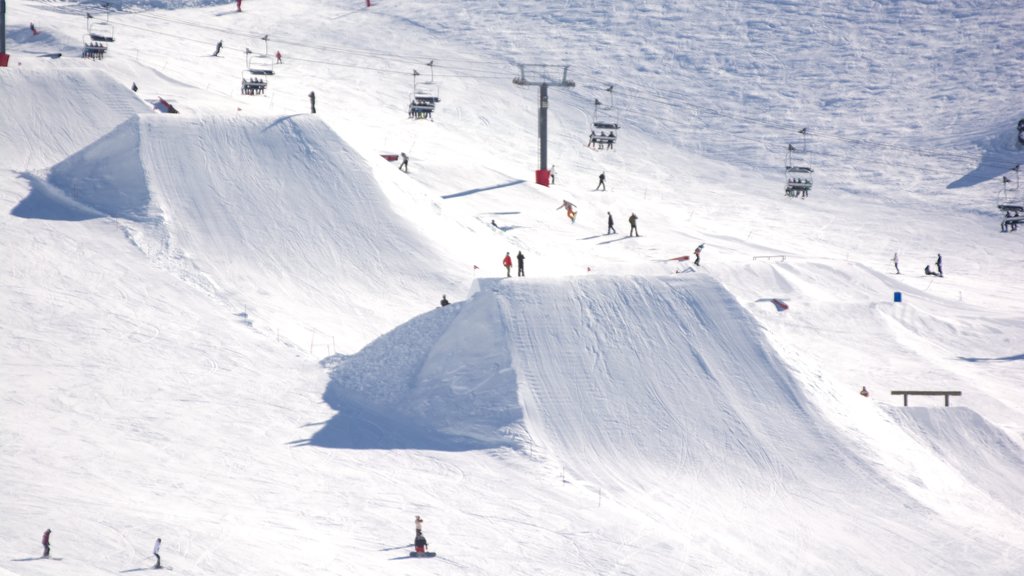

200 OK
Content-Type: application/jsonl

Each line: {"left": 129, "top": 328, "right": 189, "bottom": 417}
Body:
{"left": 236, "top": 0, "right": 242, "bottom": 12}
{"left": 502, "top": 252, "right": 512, "bottom": 277}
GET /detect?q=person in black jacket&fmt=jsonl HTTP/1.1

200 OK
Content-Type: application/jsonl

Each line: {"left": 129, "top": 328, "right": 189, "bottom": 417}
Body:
{"left": 309, "top": 91, "right": 316, "bottom": 114}
{"left": 516, "top": 251, "right": 525, "bottom": 277}
{"left": 440, "top": 295, "right": 449, "bottom": 307}
{"left": 607, "top": 212, "right": 616, "bottom": 235}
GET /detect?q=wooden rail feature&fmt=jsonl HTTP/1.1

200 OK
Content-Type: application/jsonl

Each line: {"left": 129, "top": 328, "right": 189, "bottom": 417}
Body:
{"left": 891, "top": 390, "right": 962, "bottom": 407}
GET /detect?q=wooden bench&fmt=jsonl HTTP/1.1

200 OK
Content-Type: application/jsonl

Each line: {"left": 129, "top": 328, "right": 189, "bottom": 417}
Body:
{"left": 891, "top": 390, "right": 961, "bottom": 407}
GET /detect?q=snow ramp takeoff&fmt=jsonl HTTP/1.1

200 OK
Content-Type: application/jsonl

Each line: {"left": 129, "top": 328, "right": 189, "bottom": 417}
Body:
{"left": 0, "top": 69, "right": 151, "bottom": 171}
{"left": 45, "top": 114, "right": 452, "bottom": 349}
{"left": 323, "top": 274, "right": 1024, "bottom": 574}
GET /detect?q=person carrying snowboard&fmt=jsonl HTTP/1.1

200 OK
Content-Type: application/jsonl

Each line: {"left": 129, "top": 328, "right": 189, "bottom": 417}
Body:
{"left": 42, "top": 529, "right": 51, "bottom": 558}
{"left": 153, "top": 537, "right": 162, "bottom": 569}
{"left": 502, "top": 252, "right": 513, "bottom": 277}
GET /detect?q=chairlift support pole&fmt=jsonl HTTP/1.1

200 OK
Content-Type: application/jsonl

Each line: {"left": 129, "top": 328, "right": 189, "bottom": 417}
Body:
{"left": 513, "top": 64, "right": 575, "bottom": 186}
{"left": 1, "top": 0, "right": 9, "bottom": 66}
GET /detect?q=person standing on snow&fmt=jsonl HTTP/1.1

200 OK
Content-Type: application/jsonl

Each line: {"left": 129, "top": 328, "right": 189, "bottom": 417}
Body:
{"left": 275, "top": 50, "right": 282, "bottom": 64}
{"left": 399, "top": 153, "right": 409, "bottom": 172}
{"left": 935, "top": 254, "right": 943, "bottom": 277}
{"left": 517, "top": 251, "right": 525, "bottom": 277}
{"left": 415, "top": 515, "right": 423, "bottom": 535}
{"left": 693, "top": 243, "right": 704, "bottom": 266}
{"left": 308, "top": 91, "right": 316, "bottom": 114}
{"left": 502, "top": 252, "right": 513, "bottom": 277}
{"left": 891, "top": 252, "right": 900, "bottom": 274}
{"left": 595, "top": 171, "right": 606, "bottom": 191}
{"left": 236, "top": 0, "right": 242, "bottom": 12}
{"left": 153, "top": 538, "right": 162, "bottom": 569}
{"left": 42, "top": 529, "right": 51, "bottom": 558}
{"left": 213, "top": 40, "right": 223, "bottom": 57}
{"left": 628, "top": 212, "right": 639, "bottom": 237}
{"left": 607, "top": 212, "right": 616, "bottom": 235}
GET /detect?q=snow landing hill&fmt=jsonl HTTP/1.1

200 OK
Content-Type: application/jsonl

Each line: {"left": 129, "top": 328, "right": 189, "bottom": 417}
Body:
{"left": 2, "top": 1, "right": 1024, "bottom": 575}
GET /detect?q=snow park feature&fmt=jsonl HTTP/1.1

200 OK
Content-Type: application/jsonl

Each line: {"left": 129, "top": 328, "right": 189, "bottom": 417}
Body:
{"left": 1, "top": 0, "right": 1024, "bottom": 575}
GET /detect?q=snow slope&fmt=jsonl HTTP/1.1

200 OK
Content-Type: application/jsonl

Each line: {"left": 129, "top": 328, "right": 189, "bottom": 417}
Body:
{"left": 2, "top": 0, "right": 1024, "bottom": 574}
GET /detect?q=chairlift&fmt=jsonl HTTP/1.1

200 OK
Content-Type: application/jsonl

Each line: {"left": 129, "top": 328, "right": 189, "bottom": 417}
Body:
{"left": 588, "top": 86, "right": 619, "bottom": 150}
{"left": 240, "top": 71, "right": 268, "bottom": 96}
{"left": 87, "top": 5, "right": 115, "bottom": 42}
{"left": 408, "top": 69, "right": 435, "bottom": 120}
{"left": 997, "top": 165, "right": 1022, "bottom": 212}
{"left": 81, "top": 35, "right": 107, "bottom": 60}
{"left": 246, "top": 48, "right": 275, "bottom": 76}
{"left": 784, "top": 128, "right": 813, "bottom": 198}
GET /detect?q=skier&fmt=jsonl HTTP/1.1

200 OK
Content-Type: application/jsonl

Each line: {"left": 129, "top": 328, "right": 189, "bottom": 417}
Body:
{"left": 414, "top": 529, "right": 429, "bottom": 554}
{"left": 308, "top": 91, "right": 316, "bottom": 114}
{"left": 860, "top": 386, "right": 870, "bottom": 397}
{"left": 275, "top": 50, "right": 282, "bottom": 64}
{"left": 693, "top": 243, "right": 704, "bottom": 266}
{"left": 42, "top": 529, "right": 51, "bottom": 558}
{"left": 213, "top": 40, "right": 223, "bottom": 57}
{"left": 502, "top": 252, "right": 512, "bottom": 277}
{"left": 628, "top": 212, "right": 639, "bottom": 237}
{"left": 517, "top": 250, "right": 525, "bottom": 277}
{"left": 440, "top": 295, "right": 449, "bottom": 307}
{"left": 607, "top": 212, "right": 616, "bottom": 235}
{"left": 595, "top": 172, "right": 606, "bottom": 191}
{"left": 153, "top": 537, "right": 162, "bottom": 569}
{"left": 892, "top": 252, "right": 900, "bottom": 274}
{"left": 935, "top": 254, "right": 943, "bottom": 277}
{"left": 399, "top": 153, "right": 409, "bottom": 172}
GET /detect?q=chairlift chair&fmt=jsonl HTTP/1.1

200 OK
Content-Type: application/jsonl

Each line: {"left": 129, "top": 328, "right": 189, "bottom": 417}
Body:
{"left": 247, "top": 53, "right": 275, "bottom": 75}
{"left": 240, "top": 72, "right": 267, "bottom": 96}
{"left": 784, "top": 133, "right": 813, "bottom": 198}
{"left": 81, "top": 35, "right": 107, "bottom": 60}
{"left": 88, "top": 20, "right": 115, "bottom": 43}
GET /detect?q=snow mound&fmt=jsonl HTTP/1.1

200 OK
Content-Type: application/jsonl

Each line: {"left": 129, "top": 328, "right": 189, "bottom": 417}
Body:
{"left": 46, "top": 113, "right": 454, "bottom": 350}
{"left": 0, "top": 69, "right": 150, "bottom": 171}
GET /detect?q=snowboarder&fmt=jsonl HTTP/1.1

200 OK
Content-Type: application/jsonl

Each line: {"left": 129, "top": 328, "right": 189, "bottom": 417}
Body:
{"left": 42, "top": 529, "right": 51, "bottom": 558}
{"left": 517, "top": 250, "right": 525, "bottom": 277}
{"left": 236, "top": 0, "right": 242, "bottom": 12}
{"left": 860, "top": 386, "right": 870, "bottom": 397}
{"left": 607, "top": 212, "right": 616, "bottom": 235}
{"left": 440, "top": 295, "right": 449, "bottom": 307}
{"left": 415, "top": 515, "right": 423, "bottom": 534}
{"left": 693, "top": 243, "right": 704, "bottom": 266}
{"left": 924, "top": 265, "right": 939, "bottom": 277}
{"left": 891, "top": 252, "right": 900, "bottom": 274}
{"left": 308, "top": 91, "right": 316, "bottom": 114}
{"left": 935, "top": 254, "right": 943, "bottom": 277}
{"left": 153, "top": 538, "right": 162, "bottom": 569}
{"left": 399, "top": 153, "right": 409, "bottom": 172}
{"left": 502, "top": 252, "right": 512, "bottom": 277}
{"left": 275, "top": 50, "right": 282, "bottom": 64}
{"left": 213, "top": 40, "right": 223, "bottom": 57}
{"left": 557, "top": 200, "right": 577, "bottom": 223}
{"left": 595, "top": 172, "right": 606, "bottom": 191}
{"left": 628, "top": 212, "right": 638, "bottom": 237}
{"left": 30, "top": 23, "right": 39, "bottom": 36}
{"left": 131, "top": 82, "right": 138, "bottom": 92}
{"left": 414, "top": 529, "right": 429, "bottom": 554}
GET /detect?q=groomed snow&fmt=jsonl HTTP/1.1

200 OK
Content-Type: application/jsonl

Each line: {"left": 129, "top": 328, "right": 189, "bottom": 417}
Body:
{"left": 2, "top": 1, "right": 1023, "bottom": 575}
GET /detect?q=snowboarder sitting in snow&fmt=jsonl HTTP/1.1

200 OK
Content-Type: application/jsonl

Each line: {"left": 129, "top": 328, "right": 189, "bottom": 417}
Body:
{"left": 414, "top": 529, "right": 428, "bottom": 554}
{"left": 859, "top": 386, "right": 869, "bottom": 397}
{"left": 440, "top": 295, "right": 449, "bottom": 307}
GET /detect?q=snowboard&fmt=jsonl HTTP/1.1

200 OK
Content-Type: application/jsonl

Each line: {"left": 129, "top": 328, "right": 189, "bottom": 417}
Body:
{"left": 409, "top": 551, "right": 437, "bottom": 558}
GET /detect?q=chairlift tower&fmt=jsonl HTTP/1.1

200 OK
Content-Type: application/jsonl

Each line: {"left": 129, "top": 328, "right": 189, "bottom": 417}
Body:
{"left": 1, "top": 0, "right": 9, "bottom": 67}
{"left": 513, "top": 64, "right": 575, "bottom": 186}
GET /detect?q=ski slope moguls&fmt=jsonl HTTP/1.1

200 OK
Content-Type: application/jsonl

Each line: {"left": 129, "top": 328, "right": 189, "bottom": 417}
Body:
{"left": 2, "top": 0, "right": 1023, "bottom": 575}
